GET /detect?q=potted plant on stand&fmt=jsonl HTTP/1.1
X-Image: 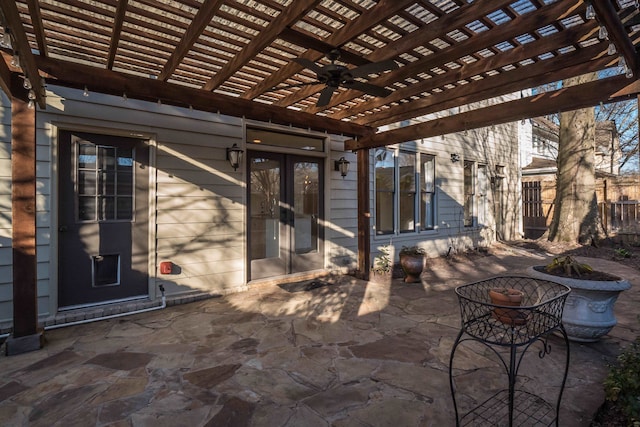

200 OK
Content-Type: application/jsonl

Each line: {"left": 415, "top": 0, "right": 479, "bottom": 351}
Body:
{"left": 399, "top": 246, "right": 426, "bottom": 283}
{"left": 488, "top": 287, "right": 527, "bottom": 325}
{"left": 528, "top": 256, "right": 631, "bottom": 342}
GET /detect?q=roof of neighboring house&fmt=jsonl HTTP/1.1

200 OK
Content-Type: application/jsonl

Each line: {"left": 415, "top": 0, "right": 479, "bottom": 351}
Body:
{"left": 522, "top": 157, "right": 556, "bottom": 171}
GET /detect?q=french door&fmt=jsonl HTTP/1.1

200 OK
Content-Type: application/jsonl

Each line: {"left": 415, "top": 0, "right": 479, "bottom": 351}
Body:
{"left": 248, "top": 151, "right": 324, "bottom": 280}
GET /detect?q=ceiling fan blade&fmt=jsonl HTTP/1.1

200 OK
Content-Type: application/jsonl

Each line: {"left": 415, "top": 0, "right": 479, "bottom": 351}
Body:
{"left": 272, "top": 81, "right": 319, "bottom": 91}
{"left": 292, "top": 57, "right": 325, "bottom": 75}
{"left": 316, "top": 86, "right": 337, "bottom": 107}
{"left": 347, "top": 81, "right": 392, "bottom": 98}
{"left": 348, "top": 59, "right": 399, "bottom": 78}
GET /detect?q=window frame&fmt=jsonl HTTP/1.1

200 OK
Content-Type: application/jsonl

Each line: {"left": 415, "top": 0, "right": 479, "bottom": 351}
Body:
{"left": 420, "top": 153, "right": 436, "bottom": 231}
{"left": 463, "top": 160, "right": 475, "bottom": 228}
{"left": 374, "top": 148, "right": 438, "bottom": 236}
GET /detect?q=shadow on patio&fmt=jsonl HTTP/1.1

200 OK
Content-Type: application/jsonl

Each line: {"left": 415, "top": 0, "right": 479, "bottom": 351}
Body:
{"left": 0, "top": 243, "right": 637, "bottom": 426}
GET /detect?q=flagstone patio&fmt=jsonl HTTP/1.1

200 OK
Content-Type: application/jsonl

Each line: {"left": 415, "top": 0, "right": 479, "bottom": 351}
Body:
{"left": 0, "top": 244, "right": 637, "bottom": 426}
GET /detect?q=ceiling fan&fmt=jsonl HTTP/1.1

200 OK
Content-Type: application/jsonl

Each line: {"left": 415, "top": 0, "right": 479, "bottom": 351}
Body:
{"left": 290, "top": 49, "right": 398, "bottom": 107}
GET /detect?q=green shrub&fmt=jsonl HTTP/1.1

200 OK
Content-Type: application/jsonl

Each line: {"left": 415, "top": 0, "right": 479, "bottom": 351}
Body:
{"left": 603, "top": 338, "right": 640, "bottom": 425}
{"left": 372, "top": 245, "right": 392, "bottom": 274}
{"left": 615, "top": 248, "right": 632, "bottom": 259}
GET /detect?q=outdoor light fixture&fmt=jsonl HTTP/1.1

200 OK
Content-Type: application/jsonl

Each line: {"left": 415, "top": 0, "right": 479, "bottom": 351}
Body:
{"left": 450, "top": 153, "right": 460, "bottom": 163}
{"left": 334, "top": 156, "right": 350, "bottom": 178}
{"left": 227, "top": 143, "right": 244, "bottom": 171}
{"left": 491, "top": 165, "right": 505, "bottom": 185}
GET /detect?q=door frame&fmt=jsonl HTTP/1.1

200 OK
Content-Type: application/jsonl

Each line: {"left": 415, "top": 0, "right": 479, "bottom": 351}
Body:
{"left": 50, "top": 123, "right": 157, "bottom": 314}
{"left": 246, "top": 150, "right": 326, "bottom": 281}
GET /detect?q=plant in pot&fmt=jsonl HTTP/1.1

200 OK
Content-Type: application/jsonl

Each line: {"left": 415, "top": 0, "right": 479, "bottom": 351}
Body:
{"left": 371, "top": 245, "right": 393, "bottom": 283}
{"left": 488, "top": 287, "right": 527, "bottom": 325}
{"left": 528, "top": 255, "right": 631, "bottom": 342}
{"left": 399, "top": 245, "right": 426, "bottom": 283}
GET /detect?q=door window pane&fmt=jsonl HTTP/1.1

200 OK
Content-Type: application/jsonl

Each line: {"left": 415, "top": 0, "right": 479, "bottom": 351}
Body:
{"left": 398, "top": 151, "right": 416, "bottom": 233}
{"left": 375, "top": 148, "right": 394, "bottom": 235}
{"left": 78, "top": 143, "right": 96, "bottom": 169}
{"left": 78, "top": 170, "right": 97, "bottom": 195}
{"left": 79, "top": 196, "right": 96, "bottom": 221}
{"left": 294, "top": 161, "right": 319, "bottom": 254}
{"left": 76, "top": 142, "right": 135, "bottom": 222}
{"left": 250, "top": 157, "right": 281, "bottom": 260}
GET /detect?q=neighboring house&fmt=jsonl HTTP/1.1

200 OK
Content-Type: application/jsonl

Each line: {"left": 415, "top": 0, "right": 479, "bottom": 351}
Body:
{"left": 521, "top": 117, "right": 623, "bottom": 239}
{"left": 0, "top": 85, "right": 523, "bottom": 330}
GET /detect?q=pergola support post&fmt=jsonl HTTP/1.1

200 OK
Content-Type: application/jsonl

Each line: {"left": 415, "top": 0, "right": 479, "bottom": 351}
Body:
{"left": 357, "top": 148, "right": 370, "bottom": 279}
{"left": 6, "top": 73, "right": 43, "bottom": 355}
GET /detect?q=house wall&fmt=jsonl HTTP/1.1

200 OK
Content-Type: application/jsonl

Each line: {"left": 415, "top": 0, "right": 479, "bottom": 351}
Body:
{"left": 0, "top": 84, "right": 522, "bottom": 326}
{"left": 0, "top": 85, "right": 359, "bottom": 325}
{"left": 370, "top": 120, "right": 521, "bottom": 263}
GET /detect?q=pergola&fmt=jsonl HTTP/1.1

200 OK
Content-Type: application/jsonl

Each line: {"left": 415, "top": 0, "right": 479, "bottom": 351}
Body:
{"left": 2, "top": 0, "right": 640, "bottom": 347}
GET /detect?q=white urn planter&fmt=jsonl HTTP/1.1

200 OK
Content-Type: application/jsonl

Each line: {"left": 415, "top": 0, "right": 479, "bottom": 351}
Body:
{"left": 528, "top": 266, "right": 631, "bottom": 342}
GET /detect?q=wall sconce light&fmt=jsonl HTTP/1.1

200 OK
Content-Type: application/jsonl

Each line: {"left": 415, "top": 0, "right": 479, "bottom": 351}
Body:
{"left": 227, "top": 143, "right": 244, "bottom": 171}
{"left": 334, "top": 156, "right": 350, "bottom": 178}
{"left": 450, "top": 153, "right": 460, "bottom": 163}
{"left": 490, "top": 175, "right": 505, "bottom": 185}
{"left": 491, "top": 165, "right": 505, "bottom": 185}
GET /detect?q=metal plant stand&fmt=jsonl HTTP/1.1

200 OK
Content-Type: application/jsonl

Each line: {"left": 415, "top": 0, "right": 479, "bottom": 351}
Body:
{"left": 449, "top": 276, "right": 571, "bottom": 426}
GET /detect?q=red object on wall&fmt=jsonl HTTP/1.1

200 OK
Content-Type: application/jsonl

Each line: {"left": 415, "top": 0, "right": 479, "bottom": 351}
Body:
{"left": 159, "top": 261, "right": 173, "bottom": 274}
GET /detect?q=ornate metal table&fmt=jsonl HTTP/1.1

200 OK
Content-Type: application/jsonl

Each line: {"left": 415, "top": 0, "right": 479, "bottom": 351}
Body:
{"left": 449, "top": 276, "right": 571, "bottom": 426}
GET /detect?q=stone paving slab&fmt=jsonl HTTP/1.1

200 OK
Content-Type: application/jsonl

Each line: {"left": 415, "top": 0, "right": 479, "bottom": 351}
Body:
{"left": 0, "top": 244, "right": 638, "bottom": 426}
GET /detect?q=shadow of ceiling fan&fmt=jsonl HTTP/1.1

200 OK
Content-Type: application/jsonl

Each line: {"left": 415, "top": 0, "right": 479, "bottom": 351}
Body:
{"left": 287, "top": 49, "right": 399, "bottom": 107}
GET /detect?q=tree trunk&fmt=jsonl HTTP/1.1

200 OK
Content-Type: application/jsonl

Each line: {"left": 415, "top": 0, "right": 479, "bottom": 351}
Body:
{"left": 548, "top": 72, "right": 603, "bottom": 244}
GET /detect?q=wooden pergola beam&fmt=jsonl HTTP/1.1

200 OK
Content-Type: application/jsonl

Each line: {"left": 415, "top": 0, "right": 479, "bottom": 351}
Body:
{"left": 202, "top": 0, "right": 321, "bottom": 91}
{"left": 363, "top": 42, "right": 613, "bottom": 128}
{"left": 25, "top": 0, "right": 47, "bottom": 57}
{"left": 106, "top": 0, "right": 129, "bottom": 70}
{"left": 345, "top": 74, "right": 639, "bottom": 151}
{"left": 242, "top": 0, "right": 415, "bottom": 100}
{"left": 0, "top": 1, "right": 45, "bottom": 108}
{"left": 158, "top": 0, "right": 224, "bottom": 81}
{"left": 6, "top": 73, "right": 42, "bottom": 355}
{"left": 31, "top": 54, "right": 375, "bottom": 138}
{"left": 591, "top": 0, "right": 639, "bottom": 75}
{"left": 279, "top": 27, "right": 371, "bottom": 67}
{"left": 330, "top": 21, "right": 598, "bottom": 121}
{"left": 302, "top": 0, "right": 517, "bottom": 114}
{"left": 0, "top": 50, "right": 11, "bottom": 96}
{"left": 356, "top": 149, "right": 370, "bottom": 279}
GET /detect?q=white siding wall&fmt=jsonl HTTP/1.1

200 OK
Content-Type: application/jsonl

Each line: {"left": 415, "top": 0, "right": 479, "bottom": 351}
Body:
{"left": 327, "top": 136, "right": 358, "bottom": 272}
{"left": 370, "top": 121, "right": 521, "bottom": 262}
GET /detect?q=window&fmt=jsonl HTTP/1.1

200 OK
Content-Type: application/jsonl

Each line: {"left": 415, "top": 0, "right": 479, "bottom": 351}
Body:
{"left": 477, "top": 164, "right": 488, "bottom": 227}
{"left": 420, "top": 154, "right": 436, "bottom": 230}
{"left": 463, "top": 161, "right": 475, "bottom": 227}
{"left": 77, "top": 142, "right": 134, "bottom": 222}
{"left": 375, "top": 149, "right": 437, "bottom": 235}
{"left": 398, "top": 151, "right": 416, "bottom": 233}
{"left": 375, "top": 148, "right": 394, "bottom": 235}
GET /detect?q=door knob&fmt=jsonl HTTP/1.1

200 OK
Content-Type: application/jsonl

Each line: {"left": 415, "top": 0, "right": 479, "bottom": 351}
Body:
{"left": 58, "top": 225, "right": 68, "bottom": 232}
